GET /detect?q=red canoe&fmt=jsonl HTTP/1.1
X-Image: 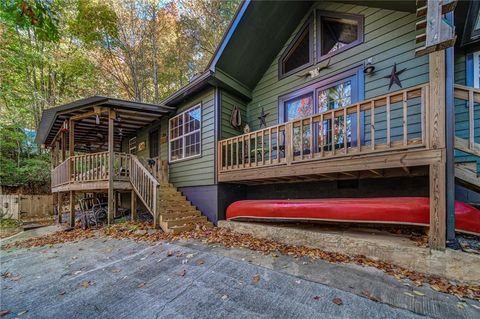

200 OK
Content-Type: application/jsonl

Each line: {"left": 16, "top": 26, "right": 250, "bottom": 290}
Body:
{"left": 226, "top": 197, "right": 480, "bottom": 236}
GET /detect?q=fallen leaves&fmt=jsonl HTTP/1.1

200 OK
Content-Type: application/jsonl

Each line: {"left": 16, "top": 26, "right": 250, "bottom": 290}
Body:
{"left": 251, "top": 274, "right": 260, "bottom": 284}
{"left": 137, "top": 282, "right": 146, "bottom": 288}
{"left": 195, "top": 259, "right": 205, "bottom": 266}
{"left": 3, "top": 222, "right": 480, "bottom": 302}
{"left": 332, "top": 298, "right": 343, "bottom": 305}
{"left": 313, "top": 296, "right": 321, "bottom": 300}
{"left": 110, "top": 268, "right": 121, "bottom": 273}
{"left": 1, "top": 228, "right": 95, "bottom": 250}
{"left": 0, "top": 310, "right": 11, "bottom": 317}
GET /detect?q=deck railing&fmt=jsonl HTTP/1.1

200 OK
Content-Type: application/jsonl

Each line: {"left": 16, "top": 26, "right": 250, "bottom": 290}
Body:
{"left": 129, "top": 155, "right": 158, "bottom": 215}
{"left": 218, "top": 84, "right": 428, "bottom": 173}
{"left": 454, "top": 84, "right": 480, "bottom": 155}
{"left": 51, "top": 158, "right": 70, "bottom": 187}
{"left": 52, "top": 152, "right": 132, "bottom": 187}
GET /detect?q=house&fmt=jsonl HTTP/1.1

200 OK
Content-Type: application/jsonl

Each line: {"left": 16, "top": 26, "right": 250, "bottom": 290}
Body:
{"left": 35, "top": 0, "right": 480, "bottom": 248}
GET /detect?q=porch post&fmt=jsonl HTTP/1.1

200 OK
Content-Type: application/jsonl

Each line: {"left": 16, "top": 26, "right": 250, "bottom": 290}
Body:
{"left": 69, "top": 191, "right": 75, "bottom": 228}
{"left": 107, "top": 109, "right": 115, "bottom": 225}
{"left": 428, "top": 51, "right": 446, "bottom": 250}
{"left": 57, "top": 192, "right": 63, "bottom": 224}
{"left": 131, "top": 189, "right": 137, "bottom": 221}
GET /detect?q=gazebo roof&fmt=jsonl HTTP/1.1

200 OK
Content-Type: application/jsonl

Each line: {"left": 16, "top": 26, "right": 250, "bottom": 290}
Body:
{"left": 36, "top": 96, "right": 174, "bottom": 151}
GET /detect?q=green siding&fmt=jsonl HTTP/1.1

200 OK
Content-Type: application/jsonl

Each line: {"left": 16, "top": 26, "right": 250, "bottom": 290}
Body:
{"left": 220, "top": 90, "right": 248, "bottom": 139}
{"left": 167, "top": 89, "right": 216, "bottom": 187}
{"left": 454, "top": 50, "right": 480, "bottom": 168}
{"left": 245, "top": 1, "right": 429, "bottom": 144}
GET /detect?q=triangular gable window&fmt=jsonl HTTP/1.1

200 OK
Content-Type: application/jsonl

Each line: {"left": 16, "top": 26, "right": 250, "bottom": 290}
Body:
{"left": 280, "top": 18, "right": 313, "bottom": 78}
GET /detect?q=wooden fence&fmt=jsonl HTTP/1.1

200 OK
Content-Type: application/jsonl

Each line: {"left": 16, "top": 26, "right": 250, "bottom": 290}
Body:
{"left": 0, "top": 195, "right": 53, "bottom": 221}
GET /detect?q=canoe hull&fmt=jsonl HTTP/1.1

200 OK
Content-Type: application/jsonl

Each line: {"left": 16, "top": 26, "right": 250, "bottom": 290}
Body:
{"left": 226, "top": 197, "right": 480, "bottom": 236}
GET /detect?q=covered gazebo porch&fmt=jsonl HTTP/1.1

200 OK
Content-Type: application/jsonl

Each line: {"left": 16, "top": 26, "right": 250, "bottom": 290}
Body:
{"left": 36, "top": 96, "right": 174, "bottom": 227}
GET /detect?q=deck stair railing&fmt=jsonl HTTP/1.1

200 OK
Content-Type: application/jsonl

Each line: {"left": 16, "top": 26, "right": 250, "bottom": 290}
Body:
{"left": 218, "top": 84, "right": 428, "bottom": 173}
{"left": 454, "top": 84, "right": 480, "bottom": 156}
{"left": 129, "top": 155, "right": 159, "bottom": 217}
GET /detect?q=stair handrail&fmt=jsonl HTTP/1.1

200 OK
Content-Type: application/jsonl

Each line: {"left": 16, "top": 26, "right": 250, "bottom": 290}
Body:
{"left": 129, "top": 154, "right": 159, "bottom": 218}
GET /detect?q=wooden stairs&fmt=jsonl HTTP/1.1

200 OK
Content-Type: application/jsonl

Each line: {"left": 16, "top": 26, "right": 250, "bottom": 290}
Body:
{"left": 130, "top": 155, "right": 213, "bottom": 233}
{"left": 157, "top": 183, "right": 213, "bottom": 234}
{"left": 455, "top": 161, "right": 480, "bottom": 191}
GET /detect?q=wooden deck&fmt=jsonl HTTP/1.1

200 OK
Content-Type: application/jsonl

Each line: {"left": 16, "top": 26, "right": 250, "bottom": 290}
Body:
{"left": 51, "top": 152, "right": 131, "bottom": 192}
{"left": 217, "top": 84, "right": 436, "bottom": 184}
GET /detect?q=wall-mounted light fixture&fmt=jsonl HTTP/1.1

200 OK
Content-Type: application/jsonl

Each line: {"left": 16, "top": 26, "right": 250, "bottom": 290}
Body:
{"left": 364, "top": 58, "right": 375, "bottom": 75}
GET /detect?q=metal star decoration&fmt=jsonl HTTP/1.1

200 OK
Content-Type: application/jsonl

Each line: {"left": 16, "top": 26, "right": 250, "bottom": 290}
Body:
{"left": 258, "top": 108, "right": 269, "bottom": 128}
{"left": 384, "top": 63, "right": 406, "bottom": 90}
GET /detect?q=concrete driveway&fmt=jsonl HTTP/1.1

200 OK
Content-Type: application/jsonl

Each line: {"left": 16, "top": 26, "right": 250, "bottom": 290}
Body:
{"left": 1, "top": 235, "right": 479, "bottom": 318}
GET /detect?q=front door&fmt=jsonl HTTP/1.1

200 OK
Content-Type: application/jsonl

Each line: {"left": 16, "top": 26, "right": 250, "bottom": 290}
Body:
{"left": 149, "top": 129, "right": 159, "bottom": 159}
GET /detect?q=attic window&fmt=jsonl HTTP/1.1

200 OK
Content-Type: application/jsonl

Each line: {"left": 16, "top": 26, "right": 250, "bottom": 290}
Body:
{"left": 280, "top": 18, "right": 313, "bottom": 78}
{"left": 317, "top": 11, "right": 363, "bottom": 60}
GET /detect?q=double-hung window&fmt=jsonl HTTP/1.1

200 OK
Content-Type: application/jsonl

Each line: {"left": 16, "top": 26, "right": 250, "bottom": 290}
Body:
{"left": 169, "top": 104, "right": 201, "bottom": 162}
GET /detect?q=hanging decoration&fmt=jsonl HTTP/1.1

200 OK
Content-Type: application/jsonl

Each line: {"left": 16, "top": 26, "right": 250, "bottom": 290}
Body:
{"left": 384, "top": 63, "right": 406, "bottom": 90}
{"left": 258, "top": 108, "right": 269, "bottom": 128}
{"left": 230, "top": 105, "right": 242, "bottom": 130}
{"left": 243, "top": 124, "right": 250, "bottom": 134}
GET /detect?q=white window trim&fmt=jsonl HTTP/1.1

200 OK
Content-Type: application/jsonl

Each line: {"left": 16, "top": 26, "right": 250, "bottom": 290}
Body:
{"left": 168, "top": 104, "right": 202, "bottom": 163}
{"left": 128, "top": 137, "right": 137, "bottom": 154}
{"left": 474, "top": 51, "right": 480, "bottom": 89}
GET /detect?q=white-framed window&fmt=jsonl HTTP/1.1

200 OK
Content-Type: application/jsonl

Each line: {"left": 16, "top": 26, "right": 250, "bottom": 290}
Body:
{"left": 473, "top": 51, "right": 480, "bottom": 88}
{"left": 169, "top": 104, "right": 201, "bottom": 162}
{"left": 128, "top": 137, "right": 137, "bottom": 154}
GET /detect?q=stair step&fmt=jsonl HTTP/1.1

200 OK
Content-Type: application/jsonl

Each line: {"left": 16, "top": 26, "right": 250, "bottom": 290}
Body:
{"left": 160, "top": 211, "right": 202, "bottom": 222}
{"left": 164, "top": 216, "right": 208, "bottom": 228}
{"left": 165, "top": 221, "right": 213, "bottom": 234}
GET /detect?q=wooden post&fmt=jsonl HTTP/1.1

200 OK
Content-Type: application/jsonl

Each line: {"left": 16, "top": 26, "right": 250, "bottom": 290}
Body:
{"left": 285, "top": 122, "right": 293, "bottom": 165}
{"left": 69, "top": 191, "right": 75, "bottom": 228}
{"left": 131, "top": 189, "right": 137, "bottom": 221}
{"left": 68, "top": 119, "right": 74, "bottom": 179}
{"left": 428, "top": 51, "right": 446, "bottom": 250}
{"left": 57, "top": 192, "right": 63, "bottom": 224}
{"left": 107, "top": 109, "right": 115, "bottom": 225}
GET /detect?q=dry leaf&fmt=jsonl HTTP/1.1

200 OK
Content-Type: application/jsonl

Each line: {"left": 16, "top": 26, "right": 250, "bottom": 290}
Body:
{"left": 177, "top": 270, "right": 186, "bottom": 277}
{"left": 0, "top": 310, "right": 11, "bottom": 317}
{"left": 221, "top": 295, "right": 228, "bottom": 300}
{"left": 195, "top": 259, "right": 205, "bottom": 266}
{"left": 404, "top": 292, "right": 415, "bottom": 297}
{"left": 58, "top": 290, "right": 66, "bottom": 296}
{"left": 137, "top": 282, "right": 146, "bottom": 288}
{"left": 332, "top": 298, "right": 343, "bottom": 305}
{"left": 252, "top": 274, "right": 261, "bottom": 284}
{"left": 80, "top": 280, "right": 93, "bottom": 288}
{"left": 17, "top": 310, "right": 28, "bottom": 316}
{"left": 166, "top": 251, "right": 174, "bottom": 257}
{"left": 457, "top": 303, "right": 465, "bottom": 310}
{"left": 111, "top": 268, "right": 121, "bottom": 273}
{"left": 313, "top": 296, "right": 320, "bottom": 300}
{"left": 413, "top": 290, "right": 425, "bottom": 296}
